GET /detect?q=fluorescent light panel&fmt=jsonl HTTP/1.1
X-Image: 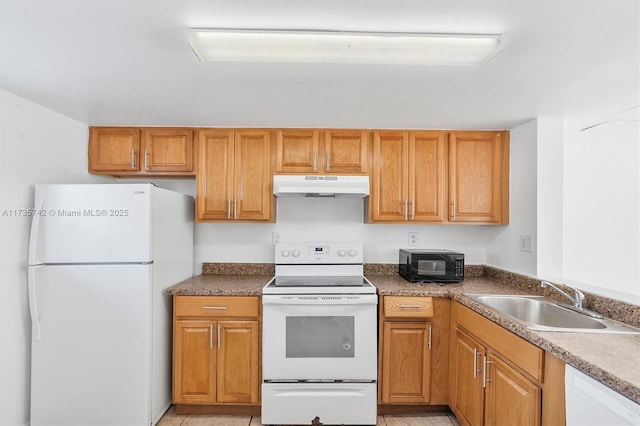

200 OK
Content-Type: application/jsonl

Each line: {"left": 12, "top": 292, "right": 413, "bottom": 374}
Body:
{"left": 189, "top": 29, "right": 502, "bottom": 66}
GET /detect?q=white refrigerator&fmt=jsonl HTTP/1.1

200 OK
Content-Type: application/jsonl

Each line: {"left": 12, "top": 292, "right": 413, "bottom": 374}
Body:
{"left": 27, "top": 184, "right": 194, "bottom": 426}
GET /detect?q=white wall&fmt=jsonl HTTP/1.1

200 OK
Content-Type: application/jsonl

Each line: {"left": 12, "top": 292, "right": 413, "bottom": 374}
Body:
{"left": 486, "top": 120, "right": 537, "bottom": 276}
{"left": 536, "top": 118, "right": 564, "bottom": 283}
{"left": 191, "top": 195, "right": 504, "bottom": 274}
{"left": 153, "top": 181, "right": 509, "bottom": 275}
{"left": 562, "top": 115, "right": 640, "bottom": 304}
{"left": 537, "top": 52, "right": 640, "bottom": 304}
{"left": 0, "top": 88, "right": 106, "bottom": 425}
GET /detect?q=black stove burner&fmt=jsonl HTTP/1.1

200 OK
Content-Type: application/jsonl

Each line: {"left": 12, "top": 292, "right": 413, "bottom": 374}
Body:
{"left": 272, "top": 275, "right": 367, "bottom": 287}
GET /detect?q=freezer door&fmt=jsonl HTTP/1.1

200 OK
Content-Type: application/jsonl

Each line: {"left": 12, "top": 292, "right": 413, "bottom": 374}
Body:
{"left": 29, "top": 264, "right": 159, "bottom": 426}
{"left": 29, "top": 184, "right": 153, "bottom": 264}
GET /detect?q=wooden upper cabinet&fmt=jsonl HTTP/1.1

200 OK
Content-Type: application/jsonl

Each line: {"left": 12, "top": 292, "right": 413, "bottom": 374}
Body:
{"left": 275, "top": 129, "right": 368, "bottom": 174}
{"left": 89, "top": 126, "right": 195, "bottom": 176}
{"left": 324, "top": 130, "right": 368, "bottom": 174}
{"left": 275, "top": 129, "right": 320, "bottom": 173}
{"left": 89, "top": 127, "right": 140, "bottom": 172}
{"left": 448, "top": 131, "right": 509, "bottom": 224}
{"left": 369, "top": 130, "right": 446, "bottom": 223}
{"left": 409, "top": 131, "right": 447, "bottom": 222}
{"left": 142, "top": 128, "right": 194, "bottom": 173}
{"left": 369, "top": 131, "right": 407, "bottom": 222}
{"left": 234, "top": 130, "right": 273, "bottom": 221}
{"left": 196, "top": 129, "right": 235, "bottom": 221}
{"left": 196, "top": 129, "right": 273, "bottom": 222}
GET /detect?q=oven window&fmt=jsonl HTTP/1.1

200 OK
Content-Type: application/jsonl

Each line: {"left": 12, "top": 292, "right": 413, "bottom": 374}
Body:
{"left": 286, "top": 316, "right": 355, "bottom": 358}
{"left": 417, "top": 259, "right": 446, "bottom": 275}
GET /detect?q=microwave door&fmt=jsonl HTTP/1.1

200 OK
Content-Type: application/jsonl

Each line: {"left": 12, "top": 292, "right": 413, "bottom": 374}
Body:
{"left": 418, "top": 260, "right": 447, "bottom": 276}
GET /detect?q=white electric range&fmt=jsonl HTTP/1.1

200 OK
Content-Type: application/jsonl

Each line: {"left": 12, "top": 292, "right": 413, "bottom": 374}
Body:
{"left": 261, "top": 242, "right": 378, "bottom": 426}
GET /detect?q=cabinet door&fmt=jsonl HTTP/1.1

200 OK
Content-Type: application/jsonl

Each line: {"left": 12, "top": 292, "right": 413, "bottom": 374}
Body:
{"left": 484, "top": 354, "right": 541, "bottom": 426}
{"left": 370, "top": 131, "right": 408, "bottom": 222}
{"left": 173, "top": 320, "right": 216, "bottom": 403}
{"left": 408, "top": 131, "right": 446, "bottom": 222}
{"left": 196, "top": 129, "right": 235, "bottom": 221}
{"left": 89, "top": 127, "right": 140, "bottom": 172}
{"left": 324, "top": 130, "right": 368, "bottom": 174}
{"left": 217, "top": 321, "right": 260, "bottom": 404}
{"left": 451, "top": 329, "right": 484, "bottom": 426}
{"left": 275, "top": 129, "right": 321, "bottom": 173}
{"left": 143, "top": 128, "right": 194, "bottom": 173}
{"left": 448, "top": 131, "right": 509, "bottom": 224}
{"left": 381, "top": 321, "right": 431, "bottom": 404}
{"left": 234, "top": 130, "right": 273, "bottom": 221}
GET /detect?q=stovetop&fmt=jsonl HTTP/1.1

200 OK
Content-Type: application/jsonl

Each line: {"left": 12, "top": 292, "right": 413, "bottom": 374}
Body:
{"left": 262, "top": 275, "right": 377, "bottom": 295}
{"left": 263, "top": 242, "right": 377, "bottom": 295}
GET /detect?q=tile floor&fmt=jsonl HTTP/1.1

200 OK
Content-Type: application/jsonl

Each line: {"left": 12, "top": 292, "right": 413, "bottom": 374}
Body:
{"left": 157, "top": 406, "right": 459, "bottom": 426}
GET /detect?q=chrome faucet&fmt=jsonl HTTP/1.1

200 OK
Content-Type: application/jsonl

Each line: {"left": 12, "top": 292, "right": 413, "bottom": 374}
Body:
{"left": 540, "top": 280, "right": 602, "bottom": 318}
{"left": 541, "top": 280, "right": 585, "bottom": 308}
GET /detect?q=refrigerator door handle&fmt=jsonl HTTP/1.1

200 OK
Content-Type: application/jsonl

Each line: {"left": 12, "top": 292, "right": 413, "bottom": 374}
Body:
{"left": 28, "top": 266, "right": 42, "bottom": 341}
{"left": 28, "top": 189, "right": 45, "bottom": 265}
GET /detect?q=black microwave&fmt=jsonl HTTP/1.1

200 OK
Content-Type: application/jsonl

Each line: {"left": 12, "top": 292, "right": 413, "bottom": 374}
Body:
{"left": 399, "top": 249, "right": 465, "bottom": 283}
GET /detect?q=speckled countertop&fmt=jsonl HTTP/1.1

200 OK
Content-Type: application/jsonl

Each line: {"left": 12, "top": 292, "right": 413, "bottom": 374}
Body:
{"left": 166, "top": 263, "right": 640, "bottom": 404}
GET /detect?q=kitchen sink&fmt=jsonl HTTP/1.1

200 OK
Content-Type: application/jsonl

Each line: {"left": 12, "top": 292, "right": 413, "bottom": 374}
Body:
{"left": 465, "top": 294, "right": 640, "bottom": 334}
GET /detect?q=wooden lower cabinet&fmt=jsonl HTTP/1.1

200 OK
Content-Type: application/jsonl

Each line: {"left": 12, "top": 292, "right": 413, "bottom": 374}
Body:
{"left": 382, "top": 321, "right": 431, "bottom": 404}
{"left": 379, "top": 296, "right": 450, "bottom": 408}
{"left": 172, "top": 296, "right": 260, "bottom": 409}
{"left": 450, "top": 301, "right": 564, "bottom": 426}
{"left": 451, "top": 330, "right": 484, "bottom": 426}
{"left": 484, "top": 354, "right": 541, "bottom": 426}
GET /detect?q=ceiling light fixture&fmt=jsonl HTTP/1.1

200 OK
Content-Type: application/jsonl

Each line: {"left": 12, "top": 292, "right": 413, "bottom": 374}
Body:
{"left": 188, "top": 29, "right": 502, "bottom": 66}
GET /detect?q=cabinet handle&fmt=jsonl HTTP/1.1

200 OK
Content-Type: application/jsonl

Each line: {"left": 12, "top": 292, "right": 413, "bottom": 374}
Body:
{"left": 203, "top": 306, "right": 228, "bottom": 310}
{"left": 209, "top": 324, "right": 213, "bottom": 349}
{"left": 451, "top": 201, "right": 456, "bottom": 221}
{"left": 313, "top": 153, "right": 317, "bottom": 171}
{"left": 131, "top": 148, "right": 136, "bottom": 169}
{"left": 217, "top": 324, "right": 221, "bottom": 349}
{"left": 233, "top": 198, "right": 237, "bottom": 219}
{"left": 482, "top": 356, "right": 492, "bottom": 388}
{"left": 326, "top": 153, "right": 330, "bottom": 170}
{"left": 404, "top": 199, "right": 408, "bottom": 220}
{"left": 398, "top": 304, "right": 423, "bottom": 309}
{"left": 410, "top": 200, "right": 415, "bottom": 220}
{"left": 473, "top": 348, "right": 481, "bottom": 378}
{"left": 427, "top": 325, "right": 432, "bottom": 350}
{"left": 227, "top": 199, "right": 231, "bottom": 219}
{"left": 144, "top": 149, "right": 148, "bottom": 170}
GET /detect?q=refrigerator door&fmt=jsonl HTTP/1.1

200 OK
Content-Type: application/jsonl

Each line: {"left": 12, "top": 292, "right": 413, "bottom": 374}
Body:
{"left": 29, "top": 264, "right": 153, "bottom": 426}
{"left": 28, "top": 184, "right": 153, "bottom": 265}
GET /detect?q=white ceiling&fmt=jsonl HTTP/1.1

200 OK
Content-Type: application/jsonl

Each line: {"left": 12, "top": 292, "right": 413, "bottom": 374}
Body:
{"left": 0, "top": 0, "right": 638, "bottom": 129}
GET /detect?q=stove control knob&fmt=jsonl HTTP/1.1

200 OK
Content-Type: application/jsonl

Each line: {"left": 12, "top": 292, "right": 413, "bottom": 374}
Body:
{"left": 348, "top": 249, "right": 357, "bottom": 257}
{"left": 291, "top": 249, "right": 300, "bottom": 257}
{"left": 281, "top": 250, "right": 290, "bottom": 257}
{"left": 338, "top": 249, "right": 347, "bottom": 257}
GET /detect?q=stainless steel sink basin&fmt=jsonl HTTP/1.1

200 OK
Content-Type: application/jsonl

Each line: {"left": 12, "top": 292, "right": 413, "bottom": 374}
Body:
{"left": 465, "top": 294, "right": 640, "bottom": 334}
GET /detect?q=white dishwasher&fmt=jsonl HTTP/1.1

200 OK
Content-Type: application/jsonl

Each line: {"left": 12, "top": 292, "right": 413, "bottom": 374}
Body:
{"left": 565, "top": 365, "right": 640, "bottom": 425}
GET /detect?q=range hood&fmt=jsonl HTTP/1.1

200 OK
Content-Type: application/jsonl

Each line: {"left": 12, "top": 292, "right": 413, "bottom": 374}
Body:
{"left": 273, "top": 175, "right": 370, "bottom": 197}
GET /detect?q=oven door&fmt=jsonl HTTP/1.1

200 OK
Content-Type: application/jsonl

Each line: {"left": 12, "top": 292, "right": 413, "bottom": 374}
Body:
{"left": 262, "top": 294, "right": 378, "bottom": 381}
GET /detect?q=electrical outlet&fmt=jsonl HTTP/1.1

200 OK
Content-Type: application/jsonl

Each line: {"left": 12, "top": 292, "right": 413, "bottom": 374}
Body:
{"left": 519, "top": 234, "right": 532, "bottom": 252}
{"left": 272, "top": 232, "right": 281, "bottom": 245}
{"left": 408, "top": 232, "right": 418, "bottom": 247}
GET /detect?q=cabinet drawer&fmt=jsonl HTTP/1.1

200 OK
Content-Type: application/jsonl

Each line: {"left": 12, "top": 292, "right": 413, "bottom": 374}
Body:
{"left": 175, "top": 296, "right": 260, "bottom": 319}
{"left": 384, "top": 296, "right": 434, "bottom": 318}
